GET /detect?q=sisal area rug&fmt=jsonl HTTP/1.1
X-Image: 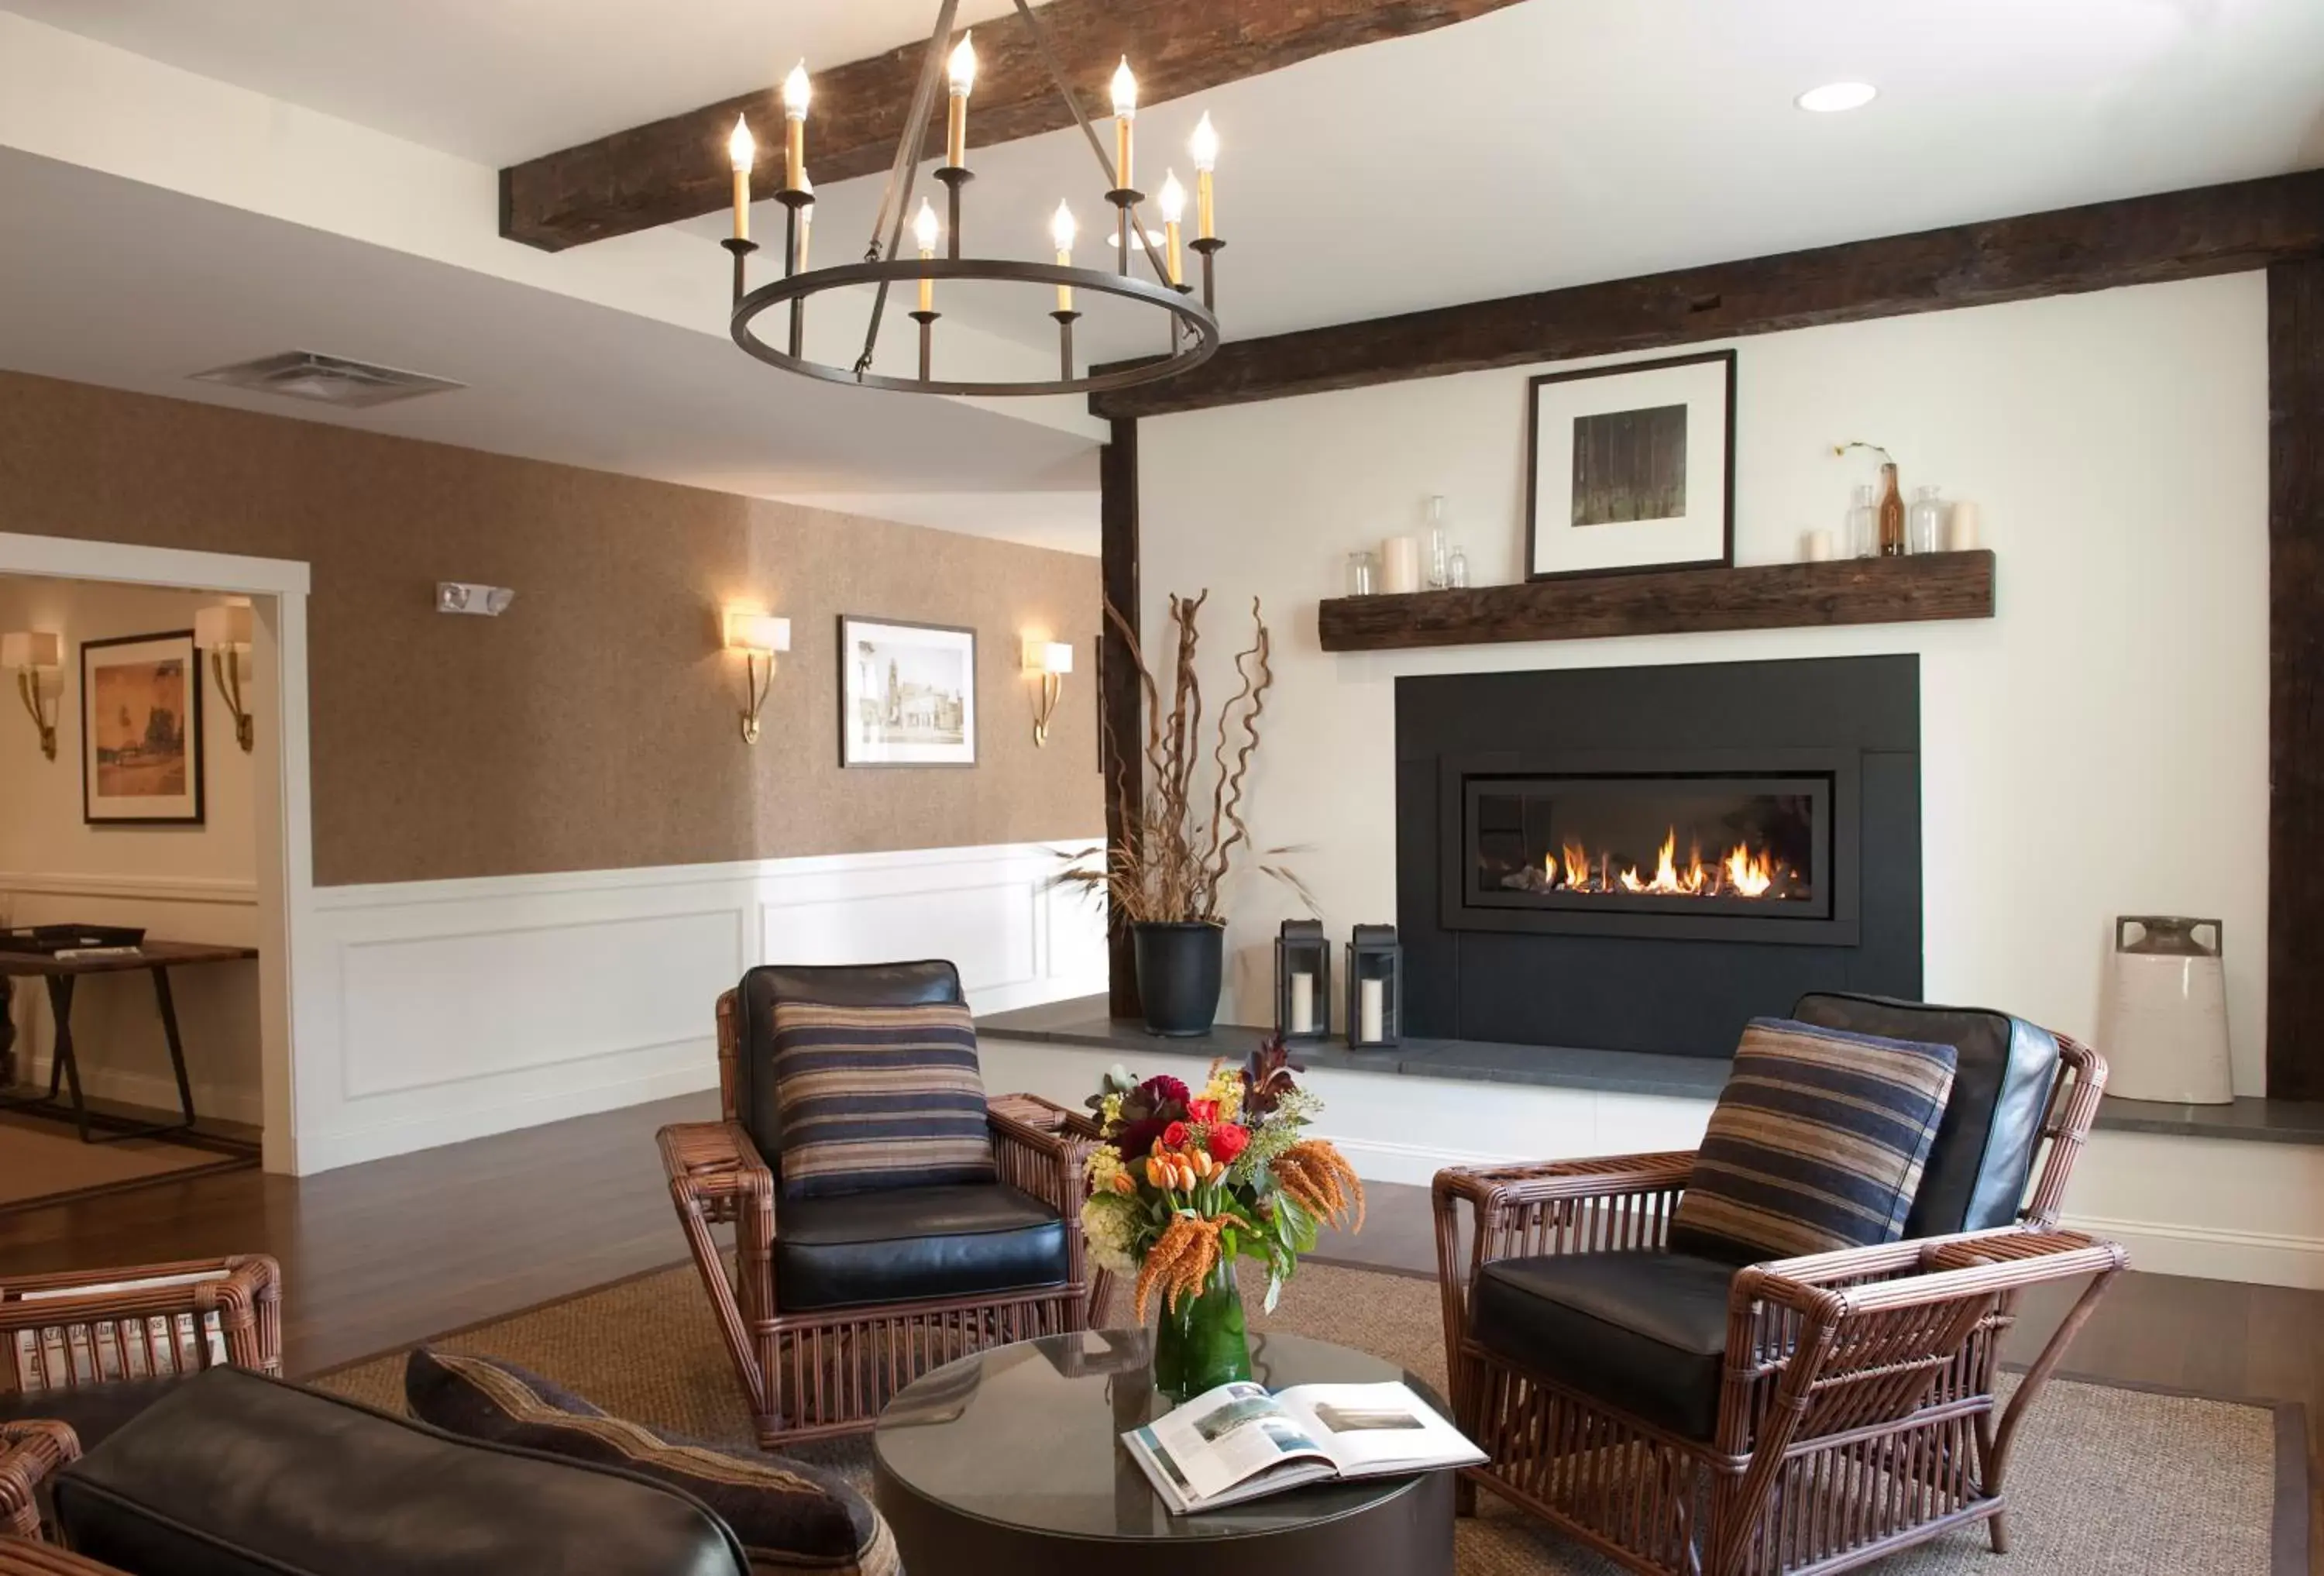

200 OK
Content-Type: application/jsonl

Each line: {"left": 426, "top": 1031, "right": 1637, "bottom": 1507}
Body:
{"left": 0, "top": 1110, "right": 252, "bottom": 1213}
{"left": 318, "top": 1258, "right": 2301, "bottom": 1575}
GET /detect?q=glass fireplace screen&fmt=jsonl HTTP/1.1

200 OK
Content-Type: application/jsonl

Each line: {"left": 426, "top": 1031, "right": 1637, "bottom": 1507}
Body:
{"left": 1465, "top": 774, "right": 1831, "bottom": 919}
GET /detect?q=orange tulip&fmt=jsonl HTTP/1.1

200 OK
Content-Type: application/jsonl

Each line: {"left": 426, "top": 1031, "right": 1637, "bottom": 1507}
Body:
{"left": 1111, "top": 1172, "right": 1136, "bottom": 1196}
{"left": 1145, "top": 1156, "right": 1170, "bottom": 1189}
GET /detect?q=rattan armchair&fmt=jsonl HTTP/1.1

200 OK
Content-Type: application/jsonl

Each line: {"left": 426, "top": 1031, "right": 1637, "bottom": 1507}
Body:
{"left": 0, "top": 1538, "right": 122, "bottom": 1575}
{"left": 1434, "top": 1003, "right": 2120, "bottom": 1576}
{"left": 660, "top": 972, "right": 1102, "bottom": 1447}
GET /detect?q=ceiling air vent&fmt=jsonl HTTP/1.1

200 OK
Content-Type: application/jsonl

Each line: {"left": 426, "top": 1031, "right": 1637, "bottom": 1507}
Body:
{"left": 190, "top": 351, "right": 465, "bottom": 409}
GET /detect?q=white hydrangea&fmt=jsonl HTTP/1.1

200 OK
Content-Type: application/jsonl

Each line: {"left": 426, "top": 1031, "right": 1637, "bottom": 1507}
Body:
{"left": 1080, "top": 1193, "right": 1141, "bottom": 1275}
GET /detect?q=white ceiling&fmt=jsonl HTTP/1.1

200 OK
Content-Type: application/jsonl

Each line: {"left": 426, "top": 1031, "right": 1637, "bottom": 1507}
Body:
{"left": 0, "top": 146, "right": 1096, "bottom": 504}
{"left": 2, "top": 0, "right": 2320, "bottom": 544}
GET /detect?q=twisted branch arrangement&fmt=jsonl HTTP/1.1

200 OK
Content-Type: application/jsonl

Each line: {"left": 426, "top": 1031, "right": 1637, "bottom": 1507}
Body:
{"left": 1060, "top": 591, "right": 1308, "bottom": 924}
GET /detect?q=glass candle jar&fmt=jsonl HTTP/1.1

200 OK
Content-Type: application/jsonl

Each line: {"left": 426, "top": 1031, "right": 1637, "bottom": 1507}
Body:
{"left": 1906, "top": 484, "right": 1944, "bottom": 555}
{"left": 1346, "top": 551, "right": 1378, "bottom": 596}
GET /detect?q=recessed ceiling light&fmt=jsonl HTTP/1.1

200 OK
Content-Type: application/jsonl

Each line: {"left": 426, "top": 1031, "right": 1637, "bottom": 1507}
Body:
{"left": 1796, "top": 81, "right": 1877, "bottom": 114}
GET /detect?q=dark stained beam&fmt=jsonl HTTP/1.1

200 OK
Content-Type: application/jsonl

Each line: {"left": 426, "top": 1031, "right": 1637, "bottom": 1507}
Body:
{"left": 1090, "top": 170, "right": 2324, "bottom": 419}
{"left": 2269, "top": 259, "right": 2324, "bottom": 1102}
{"left": 1098, "top": 417, "right": 1143, "bottom": 1018}
{"left": 500, "top": 0, "right": 1528, "bottom": 252}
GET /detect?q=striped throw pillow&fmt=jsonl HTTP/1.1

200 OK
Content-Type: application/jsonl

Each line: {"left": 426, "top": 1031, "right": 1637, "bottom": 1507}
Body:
{"left": 769, "top": 1000, "right": 996, "bottom": 1199}
{"left": 1669, "top": 1017, "right": 1958, "bottom": 1262}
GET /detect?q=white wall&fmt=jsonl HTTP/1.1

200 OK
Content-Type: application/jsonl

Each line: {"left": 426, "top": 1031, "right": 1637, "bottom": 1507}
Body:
{"left": 293, "top": 841, "right": 1110, "bottom": 1173}
{"left": 1138, "top": 274, "right": 2272, "bottom": 1093}
{"left": 0, "top": 574, "right": 263, "bottom": 1122}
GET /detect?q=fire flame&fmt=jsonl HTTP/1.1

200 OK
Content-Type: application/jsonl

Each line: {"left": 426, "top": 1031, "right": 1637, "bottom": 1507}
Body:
{"left": 1545, "top": 828, "right": 1779, "bottom": 898}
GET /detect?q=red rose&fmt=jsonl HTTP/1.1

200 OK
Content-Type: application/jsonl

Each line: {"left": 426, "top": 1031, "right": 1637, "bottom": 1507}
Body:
{"left": 1188, "top": 1098, "right": 1218, "bottom": 1124}
{"left": 1207, "top": 1124, "right": 1250, "bottom": 1165}
{"left": 1161, "top": 1121, "right": 1191, "bottom": 1151}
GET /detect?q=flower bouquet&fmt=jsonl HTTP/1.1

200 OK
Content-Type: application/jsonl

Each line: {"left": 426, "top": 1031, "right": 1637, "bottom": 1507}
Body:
{"left": 1081, "top": 1038, "right": 1364, "bottom": 1399}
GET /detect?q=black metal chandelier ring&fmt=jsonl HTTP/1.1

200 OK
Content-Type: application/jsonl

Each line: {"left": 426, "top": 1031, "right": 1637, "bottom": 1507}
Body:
{"left": 730, "top": 256, "right": 1219, "bottom": 398}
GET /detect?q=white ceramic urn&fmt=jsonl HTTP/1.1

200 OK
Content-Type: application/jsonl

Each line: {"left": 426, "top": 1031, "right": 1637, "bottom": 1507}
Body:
{"left": 2099, "top": 916, "right": 2233, "bottom": 1104}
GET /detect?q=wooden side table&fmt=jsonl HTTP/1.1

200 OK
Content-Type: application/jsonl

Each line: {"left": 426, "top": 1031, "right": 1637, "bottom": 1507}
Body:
{"left": 0, "top": 941, "right": 259, "bottom": 1144}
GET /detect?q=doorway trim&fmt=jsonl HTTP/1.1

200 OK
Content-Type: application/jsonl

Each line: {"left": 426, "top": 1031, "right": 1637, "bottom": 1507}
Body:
{"left": 0, "top": 532, "right": 311, "bottom": 1174}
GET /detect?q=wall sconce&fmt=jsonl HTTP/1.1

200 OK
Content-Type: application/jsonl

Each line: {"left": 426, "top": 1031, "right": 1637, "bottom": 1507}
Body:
{"left": 2, "top": 630, "right": 62, "bottom": 761}
{"left": 1021, "top": 638, "right": 1074, "bottom": 747}
{"left": 194, "top": 603, "right": 256, "bottom": 753}
{"left": 722, "top": 608, "right": 791, "bottom": 744}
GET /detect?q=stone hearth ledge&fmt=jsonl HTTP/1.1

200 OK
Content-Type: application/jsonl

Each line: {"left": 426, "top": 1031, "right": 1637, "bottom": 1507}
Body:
{"left": 975, "top": 996, "right": 2324, "bottom": 1148}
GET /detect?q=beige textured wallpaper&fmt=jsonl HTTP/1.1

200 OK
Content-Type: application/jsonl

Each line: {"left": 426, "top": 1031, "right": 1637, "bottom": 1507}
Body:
{"left": 0, "top": 372, "right": 1103, "bottom": 886}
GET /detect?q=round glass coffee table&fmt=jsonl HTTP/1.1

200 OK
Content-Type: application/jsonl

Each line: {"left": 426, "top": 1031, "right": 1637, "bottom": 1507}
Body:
{"left": 872, "top": 1330, "right": 1455, "bottom": 1575}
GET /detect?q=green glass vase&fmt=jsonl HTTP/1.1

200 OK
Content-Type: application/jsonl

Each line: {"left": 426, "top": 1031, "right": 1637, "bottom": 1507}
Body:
{"left": 1151, "top": 1254, "right": 1251, "bottom": 1402}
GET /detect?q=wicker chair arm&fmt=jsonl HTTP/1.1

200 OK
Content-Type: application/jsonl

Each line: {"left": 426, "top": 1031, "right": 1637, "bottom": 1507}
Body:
{"left": 658, "top": 1120, "right": 775, "bottom": 1244}
{"left": 1434, "top": 1151, "right": 1699, "bottom": 1215}
{"left": 0, "top": 1256, "right": 282, "bottom": 1378}
{"left": 1734, "top": 1227, "right": 2126, "bottom": 1316}
{"left": 988, "top": 1093, "right": 1095, "bottom": 1212}
{"left": 0, "top": 1422, "right": 78, "bottom": 1543}
{"left": 0, "top": 1541, "right": 127, "bottom": 1575}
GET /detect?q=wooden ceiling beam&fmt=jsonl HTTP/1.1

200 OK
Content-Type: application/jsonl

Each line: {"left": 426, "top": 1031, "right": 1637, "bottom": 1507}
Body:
{"left": 500, "top": 0, "right": 1528, "bottom": 252}
{"left": 1088, "top": 170, "right": 2324, "bottom": 419}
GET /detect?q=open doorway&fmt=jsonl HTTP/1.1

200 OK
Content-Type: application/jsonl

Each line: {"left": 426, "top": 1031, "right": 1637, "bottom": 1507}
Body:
{"left": 0, "top": 532, "right": 309, "bottom": 1184}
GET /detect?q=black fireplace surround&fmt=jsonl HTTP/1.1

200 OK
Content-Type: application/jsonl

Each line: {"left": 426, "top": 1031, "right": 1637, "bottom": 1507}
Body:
{"left": 1397, "top": 655, "right": 1921, "bottom": 1059}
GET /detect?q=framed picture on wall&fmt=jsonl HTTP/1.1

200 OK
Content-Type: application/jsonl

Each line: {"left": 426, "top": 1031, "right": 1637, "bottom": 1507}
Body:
{"left": 82, "top": 629, "right": 205, "bottom": 824}
{"left": 1524, "top": 349, "right": 1736, "bottom": 581}
{"left": 837, "top": 616, "right": 978, "bottom": 768}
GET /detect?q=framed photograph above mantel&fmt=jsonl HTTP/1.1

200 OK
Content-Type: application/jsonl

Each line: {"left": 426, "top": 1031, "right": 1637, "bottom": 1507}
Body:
{"left": 82, "top": 629, "right": 205, "bottom": 824}
{"left": 1525, "top": 349, "right": 1737, "bottom": 581}
{"left": 838, "top": 615, "right": 978, "bottom": 768}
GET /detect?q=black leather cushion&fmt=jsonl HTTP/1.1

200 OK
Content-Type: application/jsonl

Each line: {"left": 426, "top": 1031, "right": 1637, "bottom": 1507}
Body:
{"left": 0, "top": 1378, "right": 183, "bottom": 1454}
{"left": 774, "top": 1182, "right": 1067, "bottom": 1313}
{"left": 52, "top": 1367, "right": 749, "bottom": 1576}
{"left": 733, "top": 961, "right": 966, "bottom": 1166}
{"left": 404, "top": 1349, "right": 896, "bottom": 1576}
{"left": 1792, "top": 993, "right": 2061, "bottom": 1238}
{"left": 1470, "top": 1251, "right": 1738, "bottom": 1442}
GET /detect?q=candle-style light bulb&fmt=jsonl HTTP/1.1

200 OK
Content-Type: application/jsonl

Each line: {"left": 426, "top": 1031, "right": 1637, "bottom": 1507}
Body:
{"left": 1050, "top": 200, "right": 1077, "bottom": 312}
{"left": 1188, "top": 112, "right": 1219, "bottom": 239}
{"left": 1109, "top": 57, "right": 1138, "bottom": 189}
{"left": 727, "top": 115, "right": 755, "bottom": 241}
{"left": 782, "top": 60, "right": 811, "bottom": 189}
{"left": 1157, "top": 169, "right": 1186, "bottom": 285}
{"left": 945, "top": 33, "right": 975, "bottom": 167}
{"left": 913, "top": 197, "right": 940, "bottom": 311}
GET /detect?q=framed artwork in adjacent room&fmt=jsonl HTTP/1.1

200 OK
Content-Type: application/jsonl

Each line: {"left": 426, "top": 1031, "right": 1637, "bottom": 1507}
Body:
{"left": 1525, "top": 349, "right": 1737, "bottom": 581}
{"left": 838, "top": 615, "right": 978, "bottom": 768}
{"left": 82, "top": 628, "right": 205, "bottom": 824}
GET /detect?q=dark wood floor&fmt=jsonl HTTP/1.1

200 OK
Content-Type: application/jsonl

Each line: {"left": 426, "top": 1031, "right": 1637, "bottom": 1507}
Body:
{"left": 0, "top": 1093, "right": 2314, "bottom": 1569}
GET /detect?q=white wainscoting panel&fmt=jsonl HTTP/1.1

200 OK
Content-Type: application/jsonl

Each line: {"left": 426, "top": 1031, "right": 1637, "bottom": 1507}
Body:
{"left": 294, "top": 841, "right": 1107, "bottom": 1173}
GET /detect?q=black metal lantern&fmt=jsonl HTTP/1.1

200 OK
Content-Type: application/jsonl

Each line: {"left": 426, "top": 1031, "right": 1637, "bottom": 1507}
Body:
{"left": 1345, "top": 924, "right": 1402, "bottom": 1050}
{"left": 1274, "top": 919, "right": 1332, "bottom": 1042}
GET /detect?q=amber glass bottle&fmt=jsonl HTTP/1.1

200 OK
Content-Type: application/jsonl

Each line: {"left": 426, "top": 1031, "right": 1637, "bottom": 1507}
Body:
{"left": 1876, "top": 463, "right": 1906, "bottom": 557}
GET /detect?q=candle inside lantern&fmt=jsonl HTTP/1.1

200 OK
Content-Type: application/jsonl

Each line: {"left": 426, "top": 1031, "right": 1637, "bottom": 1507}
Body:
{"left": 913, "top": 198, "right": 940, "bottom": 311}
{"left": 782, "top": 60, "right": 810, "bottom": 190}
{"left": 1050, "top": 201, "right": 1077, "bottom": 313}
{"left": 1109, "top": 57, "right": 1137, "bottom": 189}
{"left": 1189, "top": 112, "right": 1219, "bottom": 239}
{"left": 726, "top": 115, "right": 755, "bottom": 242}
{"left": 1291, "top": 971, "right": 1315, "bottom": 1035}
{"left": 945, "top": 33, "right": 975, "bottom": 168}
{"left": 1359, "top": 978, "right": 1384, "bottom": 1044}
{"left": 1157, "top": 170, "right": 1186, "bottom": 286}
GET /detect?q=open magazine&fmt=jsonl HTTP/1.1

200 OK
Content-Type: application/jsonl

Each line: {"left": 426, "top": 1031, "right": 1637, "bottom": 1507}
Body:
{"left": 1122, "top": 1378, "right": 1484, "bottom": 1513}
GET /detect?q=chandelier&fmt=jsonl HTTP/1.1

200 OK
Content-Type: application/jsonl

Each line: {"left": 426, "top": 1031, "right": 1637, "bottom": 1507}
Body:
{"left": 718, "top": 0, "right": 1222, "bottom": 397}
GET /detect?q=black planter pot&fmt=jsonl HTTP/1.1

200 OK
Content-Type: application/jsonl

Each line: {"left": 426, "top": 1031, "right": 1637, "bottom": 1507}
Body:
{"left": 1132, "top": 921, "right": 1225, "bottom": 1037}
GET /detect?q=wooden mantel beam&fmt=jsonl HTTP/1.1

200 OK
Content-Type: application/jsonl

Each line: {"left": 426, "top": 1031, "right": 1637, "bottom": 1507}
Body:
{"left": 500, "top": 0, "right": 1528, "bottom": 252}
{"left": 1088, "top": 170, "right": 2324, "bottom": 419}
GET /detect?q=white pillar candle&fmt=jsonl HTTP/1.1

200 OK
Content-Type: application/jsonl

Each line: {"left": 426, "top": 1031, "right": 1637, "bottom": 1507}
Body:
{"left": 1802, "top": 529, "right": 1834, "bottom": 562}
{"left": 1380, "top": 535, "right": 1422, "bottom": 594}
{"left": 1290, "top": 971, "right": 1315, "bottom": 1034}
{"left": 1945, "top": 500, "right": 1982, "bottom": 551}
{"left": 1359, "top": 978, "right": 1384, "bottom": 1044}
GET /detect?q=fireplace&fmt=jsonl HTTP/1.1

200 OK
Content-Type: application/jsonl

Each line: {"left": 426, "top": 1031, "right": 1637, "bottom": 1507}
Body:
{"left": 1397, "top": 656, "right": 1918, "bottom": 1058}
